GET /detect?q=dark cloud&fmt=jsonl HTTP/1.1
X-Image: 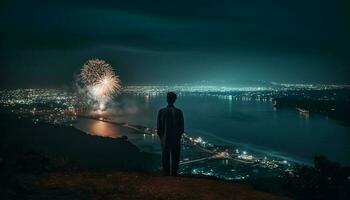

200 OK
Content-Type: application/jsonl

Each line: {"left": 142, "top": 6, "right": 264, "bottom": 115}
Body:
{"left": 0, "top": 0, "right": 349, "bottom": 87}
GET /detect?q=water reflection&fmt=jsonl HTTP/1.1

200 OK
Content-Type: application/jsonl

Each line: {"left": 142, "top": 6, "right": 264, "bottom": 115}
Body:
{"left": 74, "top": 118, "right": 162, "bottom": 153}
{"left": 142, "top": 132, "right": 157, "bottom": 142}
{"left": 78, "top": 119, "right": 122, "bottom": 138}
{"left": 299, "top": 111, "right": 309, "bottom": 120}
{"left": 145, "top": 95, "right": 149, "bottom": 110}
{"left": 228, "top": 95, "right": 232, "bottom": 114}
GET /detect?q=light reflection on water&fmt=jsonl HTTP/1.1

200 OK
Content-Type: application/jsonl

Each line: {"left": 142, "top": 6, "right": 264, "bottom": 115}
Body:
{"left": 74, "top": 118, "right": 162, "bottom": 153}
{"left": 76, "top": 119, "right": 122, "bottom": 138}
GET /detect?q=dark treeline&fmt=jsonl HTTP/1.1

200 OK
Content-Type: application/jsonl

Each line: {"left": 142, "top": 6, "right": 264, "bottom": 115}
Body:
{"left": 284, "top": 156, "right": 350, "bottom": 200}
{"left": 246, "top": 156, "right": 350, "bottom": 200}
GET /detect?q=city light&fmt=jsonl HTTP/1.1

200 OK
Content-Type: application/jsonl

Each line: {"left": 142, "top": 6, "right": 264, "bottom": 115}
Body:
{"left": 3, "top": 85, "right": 346, "bottom": 180}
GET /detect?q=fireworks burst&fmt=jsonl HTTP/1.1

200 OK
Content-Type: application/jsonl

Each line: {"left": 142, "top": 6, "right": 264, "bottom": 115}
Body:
{"left": 80, "top": 59, "right": 121, "bottom": 110}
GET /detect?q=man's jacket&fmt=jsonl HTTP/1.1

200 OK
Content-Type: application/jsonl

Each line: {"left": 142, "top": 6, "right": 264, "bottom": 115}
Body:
{"left": 157, "top": 105, "right": 184, "bottom": 148}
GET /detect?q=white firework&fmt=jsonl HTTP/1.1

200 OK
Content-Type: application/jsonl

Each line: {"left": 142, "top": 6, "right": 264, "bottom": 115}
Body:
{"left": 80, "top": 59, "right": 121, "bottom": 109}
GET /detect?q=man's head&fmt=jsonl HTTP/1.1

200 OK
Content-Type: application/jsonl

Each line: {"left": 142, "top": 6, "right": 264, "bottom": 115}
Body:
{"left": 167, "top": 92, "right": 177, "bottom": 105}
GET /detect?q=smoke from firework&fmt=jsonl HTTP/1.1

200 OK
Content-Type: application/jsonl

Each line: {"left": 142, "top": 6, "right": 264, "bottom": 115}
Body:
{"left": 80, "top": 59, "right": 121, "bottom": 109}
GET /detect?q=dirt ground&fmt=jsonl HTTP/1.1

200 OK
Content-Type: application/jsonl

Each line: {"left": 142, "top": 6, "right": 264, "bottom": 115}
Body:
{"left": 27, "top": 172, "right": 292, "bottom": 200}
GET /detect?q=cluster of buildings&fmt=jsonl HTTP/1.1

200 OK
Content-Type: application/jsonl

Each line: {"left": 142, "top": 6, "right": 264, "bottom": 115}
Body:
{"left": 124, "top": 84, "right": 350, "bottom": 95}
{"left": 178, "top": 133, "right": 295, "bottom": 180}
{"left": 0, "top": 89, "right": 79, "bottom": 125}
{"left": 123, "top": 84, "right": 349, "bottom": 104}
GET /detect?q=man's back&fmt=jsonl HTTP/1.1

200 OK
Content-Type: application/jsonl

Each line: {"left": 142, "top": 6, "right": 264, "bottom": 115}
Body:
{"left": 157, "top": 105, "right": 184, "bottom": 146}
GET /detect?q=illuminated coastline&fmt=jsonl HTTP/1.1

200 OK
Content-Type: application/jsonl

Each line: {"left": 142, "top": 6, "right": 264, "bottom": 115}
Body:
{"left": 0, "top": 85, "right": 349, "bottom": 180}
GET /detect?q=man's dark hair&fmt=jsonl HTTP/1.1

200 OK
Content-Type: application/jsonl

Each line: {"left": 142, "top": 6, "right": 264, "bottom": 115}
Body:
{"left": 167, "top": 92, "right": 177, "bottom": 105}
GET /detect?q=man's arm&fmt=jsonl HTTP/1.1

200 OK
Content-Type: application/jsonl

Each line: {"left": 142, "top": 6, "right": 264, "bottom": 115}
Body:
{"left": 157, "top": 110, "right": 163, "bottom": 137}
{"left": 179, "top": 110, "right": 184, "bottom": 136}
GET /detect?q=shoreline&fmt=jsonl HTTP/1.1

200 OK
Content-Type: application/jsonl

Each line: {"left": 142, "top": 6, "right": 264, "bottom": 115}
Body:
{"left": 73, "top": 115, "right": 301, "bottom": 181}
{"left": 78, "top": 115, "right": 307, "bottom": 164}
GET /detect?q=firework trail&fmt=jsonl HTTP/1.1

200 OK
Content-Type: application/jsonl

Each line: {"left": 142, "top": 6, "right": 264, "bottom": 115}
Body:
{"left": 80, "top": 59, "right": 121, "bottom": 110}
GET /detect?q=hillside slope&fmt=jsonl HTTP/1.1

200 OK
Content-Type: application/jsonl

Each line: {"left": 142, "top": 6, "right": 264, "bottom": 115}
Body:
{"left": 31, "top": 172, "right": 291, "bottom": 200}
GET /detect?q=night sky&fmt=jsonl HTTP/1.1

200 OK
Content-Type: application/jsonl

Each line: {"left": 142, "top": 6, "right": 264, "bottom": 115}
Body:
{"left": 1, "top": 0, "right": 349, "bottom": 88}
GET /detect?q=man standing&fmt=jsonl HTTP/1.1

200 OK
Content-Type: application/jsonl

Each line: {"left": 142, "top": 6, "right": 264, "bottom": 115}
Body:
{"left": 157, "top": 92, "right": 184, "bottom": 176}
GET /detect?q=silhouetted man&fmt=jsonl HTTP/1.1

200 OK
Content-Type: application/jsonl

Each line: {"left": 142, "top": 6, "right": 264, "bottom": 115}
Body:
{"left": 157, "top": 92, "right": 184, "bottom": 176}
